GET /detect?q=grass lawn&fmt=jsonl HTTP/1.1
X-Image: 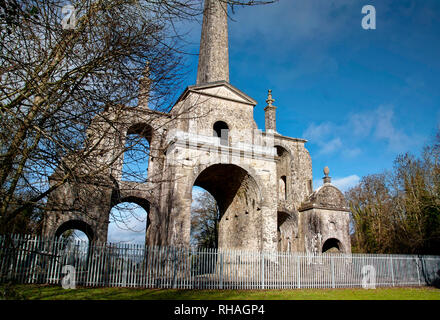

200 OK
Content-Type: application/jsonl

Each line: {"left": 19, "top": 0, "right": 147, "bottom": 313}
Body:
{"left": 2, "top": 284, "right": 440, "bottom": 300}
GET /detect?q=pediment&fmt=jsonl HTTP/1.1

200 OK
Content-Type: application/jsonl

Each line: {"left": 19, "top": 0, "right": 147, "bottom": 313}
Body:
{"left": 173, "top": 81, "right": 257, "bottom": 107}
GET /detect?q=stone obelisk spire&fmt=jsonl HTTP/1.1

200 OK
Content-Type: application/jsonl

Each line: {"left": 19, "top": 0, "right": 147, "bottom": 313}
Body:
{"left": 196, "top": 0, "right": 229, "bottom": 85}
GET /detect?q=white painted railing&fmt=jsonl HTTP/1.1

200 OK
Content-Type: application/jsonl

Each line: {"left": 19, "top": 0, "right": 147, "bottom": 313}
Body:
{"left": 1, "top": 234, "right": 439, "bottom": 289}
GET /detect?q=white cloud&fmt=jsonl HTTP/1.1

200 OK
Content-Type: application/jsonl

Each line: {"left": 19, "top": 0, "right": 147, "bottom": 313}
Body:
{"left": 332, "top": 175, "right": 361, "bottom": 192}
{"left": 231, "top": 0, "right": 358, "bottom": 45}
{"left": 108, "top": 205, "right": 148, "bottom": 244}
{"left": 373, "top": 106, "right": 414, "bottom": 152}
{"left": 303, "top": 105, "right": 421, "bottom": 157}
{"left": 303, "top": 122, "right": 334, "bottom": 142}
{"left": 348, "top": 113, "right": 374, "bottom": 137}
{"left": 345, "top": 147, "right": 362, "bottom": 158}
{"left": 320, "top": 137, "right": 343, "bottom": 155}
{"left": 314, "top": 174, "right": 360, "bottom": 192}
{"left": 303, "top": 123, "right": 344, "bottom": 155}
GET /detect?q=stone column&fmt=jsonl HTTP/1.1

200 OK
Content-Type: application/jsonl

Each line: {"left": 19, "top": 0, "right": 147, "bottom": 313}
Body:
{"left": 196, "top": 0, "right": 229, "bottom": 84}
{"left": 138, "top": 63, "right": 150, "bottom": 108}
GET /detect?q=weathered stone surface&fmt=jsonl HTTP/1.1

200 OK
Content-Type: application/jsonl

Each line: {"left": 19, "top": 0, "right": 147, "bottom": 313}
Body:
{"left": 196, "top": 0, "right": 229, "bottom": 85}
{"left": 42, "top": 0, "right": 351, "bottom": 254}
{"left": 264, "top": 90, "right": 277, "bottom": 133}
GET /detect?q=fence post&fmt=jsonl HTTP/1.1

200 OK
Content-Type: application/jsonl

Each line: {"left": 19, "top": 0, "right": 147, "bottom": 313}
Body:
{"left": 415, "top": 257, "right": 422, "bottom": 286}
{"left": 331, "top": 256, "right": 335, "bottom": 289}
{"left": 297, "top": 255, "right": 301, "bottom": 289}
{"left": 219, "top": 252, "right": 223, "bottom": 290}
{"left": 122, "top": 257, "right": 127, "bottom": 287}
{"left": 389, "top": 256, "right": 395, "bottom": 287}
{"left": 261, "top": 252, "right": 265, "bottom": 290}
{"left": 172, "top": 247, "right": 178, "bottom": 289}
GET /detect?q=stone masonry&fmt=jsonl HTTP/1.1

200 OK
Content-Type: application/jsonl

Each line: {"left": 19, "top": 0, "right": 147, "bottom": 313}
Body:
{"left": 43, "top": 0, "right": 351, "bottom": 254}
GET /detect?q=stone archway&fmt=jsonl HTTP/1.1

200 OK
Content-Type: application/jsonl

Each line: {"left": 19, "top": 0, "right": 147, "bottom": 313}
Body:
{"left": 126, "top": 122, "right": 153, "bottom": 144}
{"left": 120, "top": 122, "right": 153, "bottom": 183}
{"left": 55, "top": 219, "right": 95, "bottom": 242}
{"left": 322, "top": 238, "right": 342, "bottom": 253}
{"left": 275, "top": 145, "right": 292, "bottom": 207}
{"left": 109, "top": 181, "right": 152, "bottom": 244}
{"left": 192, "top": 164, "right": 262, "bottom": 250}
{"left": 108, "top": 198, "right": 150, "bottom": 244}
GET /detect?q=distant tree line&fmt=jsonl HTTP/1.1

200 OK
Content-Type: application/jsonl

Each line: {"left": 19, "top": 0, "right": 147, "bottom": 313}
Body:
{"left": 346, "top": 132, "right": 440, "bottom": 255}
{"left": 191, "top": 191, "right": 219, "bottom": 250}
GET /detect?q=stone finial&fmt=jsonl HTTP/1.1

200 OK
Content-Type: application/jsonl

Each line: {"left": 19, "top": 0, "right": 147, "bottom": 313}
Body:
{"left": 323, "top": 166, "right": 331, "bottom": 184}
{"left": 264, "top": 89, "right": 277, "bottom": 133}
{"left": 266, "top": 89, "right": 275, "bottom": 107}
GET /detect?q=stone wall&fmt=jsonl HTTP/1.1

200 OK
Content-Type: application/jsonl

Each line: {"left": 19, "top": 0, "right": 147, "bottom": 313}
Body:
{"left": 42, "top": 0, "right": 352, "bottom": 255}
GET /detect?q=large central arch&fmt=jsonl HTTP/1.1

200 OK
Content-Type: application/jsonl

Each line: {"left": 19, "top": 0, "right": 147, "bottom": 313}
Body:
{"left": 192, "top": 164, "right": 262, "bottom": 250}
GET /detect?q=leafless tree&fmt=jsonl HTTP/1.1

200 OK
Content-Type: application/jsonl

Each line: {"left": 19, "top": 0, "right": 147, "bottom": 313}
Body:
{"left": 346, "top": 131, "right": 440, "bottom": 254}
{"left": 191, "top": 190, "right": 219, "bottom": 249}
{"left": 0, "top": 0, "right": 274, "bottom": 233}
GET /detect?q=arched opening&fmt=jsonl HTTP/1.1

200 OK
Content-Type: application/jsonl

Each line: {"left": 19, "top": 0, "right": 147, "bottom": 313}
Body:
{"left": 55, "top": 220, "right": 94, "bottom": 243}
{"left": 213, "top": 121, "right": 229, "bottom": 146}
{"left": 276, "top": 146, "right": 285, "bottom": 157}
{"left": 280, "top": 176, "right": 287, "bottom": 200}
{"left": 322, "top": 238, "right": 342, "bottom": 253}
{"left": 191, "top": 187, "right": 220, "bottom": 249}
{"left": 192, "top": 164, "right": 261, "bottom": 250}
{"left": 55, "top": 220, "right": 93, "bottom": 266}
{"left": 108, "top": 197, "right": 150, "bottom": 245}
{"left": 122, "top": 123, "right": 152, "bottom": 182}
{"left": 275, "top": 146, "right": 291, "bottom": 203}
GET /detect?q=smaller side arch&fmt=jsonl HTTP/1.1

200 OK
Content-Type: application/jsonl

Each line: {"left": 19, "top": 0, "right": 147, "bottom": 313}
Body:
{"left": 274, "top": 144, "right": 293, "bottom": 159}
{"left": 322, "top": 237, "right": 343, "bottom": 253}
{"left": 55, "top": 220, "right": 95, "bottom": 242}
{"left": 213, "top": 121, "right": 229, "bottom": 146}
{"left": 126, "top": 122, "right": 153, "bottom": 145}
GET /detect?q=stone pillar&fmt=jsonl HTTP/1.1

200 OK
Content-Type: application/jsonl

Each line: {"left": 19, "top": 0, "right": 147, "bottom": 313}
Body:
{"left": 138, "top": 63, "right": 150, "bottom": 108}
{"left": 196, "top": 0, "right": 229, "bottom": 84}
{"left": 258, "top": 166, "right": 278, "bottom": 253}
{"left": 264, "top": 90, "right": 277, "bottom": 134}
{"left": 164, "top": 165, "right": 193, "bottom": 247}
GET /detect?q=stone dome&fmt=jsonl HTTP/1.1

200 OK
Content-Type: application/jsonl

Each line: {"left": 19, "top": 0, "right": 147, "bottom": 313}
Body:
{"left": 300, "top": 184, "right": 349, "bottom": 212}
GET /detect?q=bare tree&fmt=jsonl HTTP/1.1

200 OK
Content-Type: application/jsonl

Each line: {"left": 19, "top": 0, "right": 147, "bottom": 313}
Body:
{"left": 346, "top": 132, "right": 440, "bottom": 254}
{"left": 0, "top": 0, "right": 273, "bottom": 233}
{"left": 191, "top": 191, "right": 219, "bottom": 249}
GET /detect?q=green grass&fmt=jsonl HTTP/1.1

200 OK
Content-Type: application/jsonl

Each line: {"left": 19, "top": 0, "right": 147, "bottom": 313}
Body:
{"left": 2, "top": 284, "right": 440, "bottom": 300}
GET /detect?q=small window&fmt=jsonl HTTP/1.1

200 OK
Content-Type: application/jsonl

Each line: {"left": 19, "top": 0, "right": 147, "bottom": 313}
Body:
{"left": 213, "top": 121, "right": 229, "bottom": 146}
{"left": 280, "top": 176, "right": 287, "bottom": 200}
{"left": 276, "top": 146, "right": 284, "bottom": 157}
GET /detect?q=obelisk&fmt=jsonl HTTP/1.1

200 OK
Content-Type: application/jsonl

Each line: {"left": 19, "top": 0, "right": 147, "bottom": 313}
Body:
{"left": 196, "top": 0, "right": 229, "bottom": 85}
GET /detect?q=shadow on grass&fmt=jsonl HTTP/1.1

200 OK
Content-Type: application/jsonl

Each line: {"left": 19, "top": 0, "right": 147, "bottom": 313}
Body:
{"left": 7, "top": 284, "right": 440, "bottom": 300}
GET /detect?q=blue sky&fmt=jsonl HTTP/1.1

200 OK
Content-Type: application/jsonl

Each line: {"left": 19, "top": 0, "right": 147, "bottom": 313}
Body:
{"left": 177, "top": 0, "right": 440, "bottom": 190}
{"left": 106, "top": 0, "right": 440, "bottom": 244}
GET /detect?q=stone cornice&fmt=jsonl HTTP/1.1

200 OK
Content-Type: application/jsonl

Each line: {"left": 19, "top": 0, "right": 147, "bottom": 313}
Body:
{"left": 298, "top": 202, "right": 351, "bottom": 213}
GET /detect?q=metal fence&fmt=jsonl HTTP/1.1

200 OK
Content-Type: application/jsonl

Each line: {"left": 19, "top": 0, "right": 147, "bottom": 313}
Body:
{"left": 1, "top": 234, "right": 439, "bottom": 289}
